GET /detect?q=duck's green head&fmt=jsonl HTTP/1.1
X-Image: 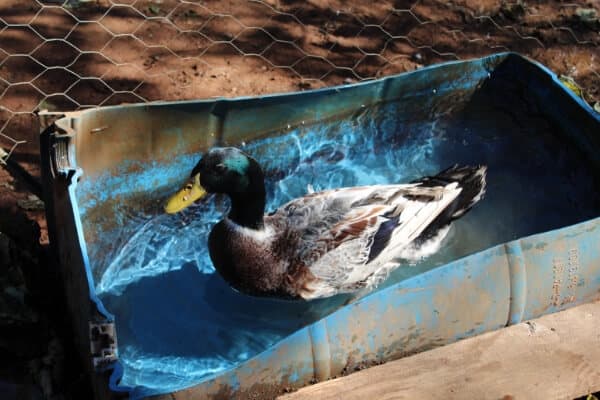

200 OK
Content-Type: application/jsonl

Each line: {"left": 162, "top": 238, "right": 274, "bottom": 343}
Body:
{"left": 164, "top": 147, "right": 261, "bottom": 214}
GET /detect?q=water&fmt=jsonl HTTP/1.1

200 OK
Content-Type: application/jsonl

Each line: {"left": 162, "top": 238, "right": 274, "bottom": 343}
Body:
{"left": 96, "top": 89, "right": 600, "bottom": 396}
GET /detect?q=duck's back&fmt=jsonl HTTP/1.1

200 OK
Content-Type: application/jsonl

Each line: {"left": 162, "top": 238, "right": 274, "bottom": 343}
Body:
{"left": 268, "top": 165, "right": 487, "bottom": 300}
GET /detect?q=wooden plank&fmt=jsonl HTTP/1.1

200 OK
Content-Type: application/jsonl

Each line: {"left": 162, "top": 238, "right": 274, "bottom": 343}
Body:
{"left": 280, "top": 300, "right": 600, "bottom": 400}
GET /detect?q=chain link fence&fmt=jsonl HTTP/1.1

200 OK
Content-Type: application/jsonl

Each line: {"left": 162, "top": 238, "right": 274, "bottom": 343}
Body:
{"left": 0, "top": 0, "right": 598, "bottom": 165}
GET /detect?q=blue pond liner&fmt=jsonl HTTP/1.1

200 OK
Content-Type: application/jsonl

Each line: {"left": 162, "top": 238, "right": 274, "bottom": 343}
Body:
{"left": 39, "top": 53, "right": 600, "bottom": 399}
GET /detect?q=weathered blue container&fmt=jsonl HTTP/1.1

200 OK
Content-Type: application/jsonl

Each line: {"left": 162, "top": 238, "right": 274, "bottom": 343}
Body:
{"left": 39, "top": 53, "right": 600, "bottom": 400}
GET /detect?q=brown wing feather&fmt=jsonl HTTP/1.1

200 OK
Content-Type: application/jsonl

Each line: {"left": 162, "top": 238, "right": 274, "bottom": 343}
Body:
{"left": 330, "top": 205, "right": 387, "bottom": 245}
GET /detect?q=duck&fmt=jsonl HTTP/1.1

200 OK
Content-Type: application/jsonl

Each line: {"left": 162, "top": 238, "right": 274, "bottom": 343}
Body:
{"left": 165, "top": 147, "right": 486, "bottom": 300}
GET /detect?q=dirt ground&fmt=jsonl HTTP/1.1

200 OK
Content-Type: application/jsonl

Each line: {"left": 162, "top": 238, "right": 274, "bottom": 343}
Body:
{"left": 0, "top": 0, "right": 599, "bottom": 399}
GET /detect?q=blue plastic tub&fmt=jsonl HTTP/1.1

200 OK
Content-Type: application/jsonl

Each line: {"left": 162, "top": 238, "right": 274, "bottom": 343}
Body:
{"left": 39, "top": 53, "right": 600, "bottom": 399}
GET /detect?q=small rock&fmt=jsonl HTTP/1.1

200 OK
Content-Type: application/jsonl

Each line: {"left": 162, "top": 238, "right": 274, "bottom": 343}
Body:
{"left": 148, "top": 4, "right": 161, "bottom": 15}
{"left": 0, "top": 181, "right": 15, "bottom": 190}
{"left": 17, "top": 195, "right": 45, "bottom": 211}
{"left": 575, "top": 8, "right": 598, "bottom": 25}
{"left": 500, "top": 1, "right": 526, "bottom": 21}
{"left": 525, "top": 321, "right": 537, "bottom": 334}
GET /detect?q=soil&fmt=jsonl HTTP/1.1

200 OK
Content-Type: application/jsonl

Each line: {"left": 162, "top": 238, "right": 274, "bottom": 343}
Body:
{"left": 0, "top": 0, "right": 599, "bottom": 399}
{"left": 1, "top": 0, "right": 598, "bottom": 174}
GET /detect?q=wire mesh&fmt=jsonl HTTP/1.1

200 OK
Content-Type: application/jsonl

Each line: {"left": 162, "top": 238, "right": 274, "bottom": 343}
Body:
{"left": 0, "top": 0, "right": 598, "bottom": 163}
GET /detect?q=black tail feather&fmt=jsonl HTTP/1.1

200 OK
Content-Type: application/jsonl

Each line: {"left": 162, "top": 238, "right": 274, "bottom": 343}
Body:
{"left": 412, "top": 165, "right": 487, "bottom": 245}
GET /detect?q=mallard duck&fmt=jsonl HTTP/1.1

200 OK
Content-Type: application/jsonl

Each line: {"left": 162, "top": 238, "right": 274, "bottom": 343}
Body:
{"left": 165, "top": 147, "right": 486, "bottom": 300}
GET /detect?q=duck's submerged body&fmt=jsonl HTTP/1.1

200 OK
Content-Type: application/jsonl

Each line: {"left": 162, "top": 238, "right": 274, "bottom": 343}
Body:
{"left": 201, "top": 161, "right": 487, "bottom": 300}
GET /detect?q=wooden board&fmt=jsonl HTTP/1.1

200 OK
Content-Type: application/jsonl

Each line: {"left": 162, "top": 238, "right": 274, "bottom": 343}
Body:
{"left": 280, "top": 300, "right": 600, "bottom": 400}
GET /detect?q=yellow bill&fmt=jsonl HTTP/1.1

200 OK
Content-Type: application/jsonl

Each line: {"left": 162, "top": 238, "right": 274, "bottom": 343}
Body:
{"left": 164, "top": 173, "right": 207, "bottom": 214}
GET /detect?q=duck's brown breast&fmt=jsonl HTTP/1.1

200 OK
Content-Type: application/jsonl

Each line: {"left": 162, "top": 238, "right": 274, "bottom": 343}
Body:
{"left": 209, "top": 219, "right": 298, "bottom": 297}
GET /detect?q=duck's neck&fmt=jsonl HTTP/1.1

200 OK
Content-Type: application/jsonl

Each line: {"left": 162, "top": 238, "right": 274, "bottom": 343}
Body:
{"left": 229, "top": 190, "right": 266, "bottom": 230}
{"left": 227, "top": 161, "right": 266, "bottom": 230}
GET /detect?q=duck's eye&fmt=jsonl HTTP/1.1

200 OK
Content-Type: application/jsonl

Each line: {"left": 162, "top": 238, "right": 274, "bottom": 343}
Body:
{"left": 215, "top": 163, "right": 227, "bottom": 174}
{"left": 185, "top": 184, "right": 193, "bottom": 191}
